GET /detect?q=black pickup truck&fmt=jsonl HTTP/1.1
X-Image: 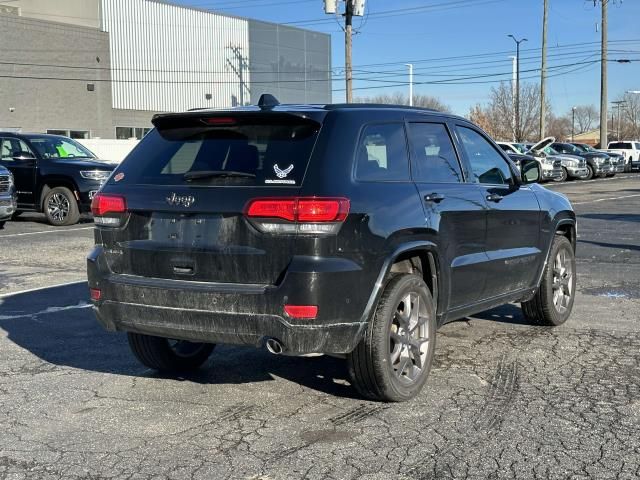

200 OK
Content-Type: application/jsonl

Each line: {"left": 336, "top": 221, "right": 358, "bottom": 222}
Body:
{"left": 0, "top": 133, "right": 115, "bottom": 226}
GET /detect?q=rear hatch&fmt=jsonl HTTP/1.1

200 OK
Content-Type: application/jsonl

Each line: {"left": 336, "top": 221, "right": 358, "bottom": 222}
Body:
{"left": 95, "top": 111, "right": 323, "bottom": 285}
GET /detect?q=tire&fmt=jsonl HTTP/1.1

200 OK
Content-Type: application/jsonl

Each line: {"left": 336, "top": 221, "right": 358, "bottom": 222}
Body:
{"left": 127, "top": 333, "right": 215, "bottom": 373}
{"left": 11, "top": 211, "right": 21, "bottom": 220}
{"left": 43, "top": 186, "right": 80, "bottom": 226}
{"left": 347, "top": 274, "right": 437, "bottom": 402}
{"left": 522, "top": 235, "right": 576, "bottom": 327}
{"left": 553, "top": 167, "right": 568, "bottom": 182}
{"left": 0, "top": 221, "right": 5, "bottom": 230}
{"left": 583, "top": 164, "right": 594, "bottom": 180}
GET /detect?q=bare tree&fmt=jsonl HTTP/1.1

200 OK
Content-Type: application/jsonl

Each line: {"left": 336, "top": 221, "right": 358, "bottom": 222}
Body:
{"left": 547, "top": 114, "right": 572, "bottom": 141}
{"left": 466, "top": 82, "right": 549, "bottom": 142}
{"left": 355, "top": 92, "right": 451, "bottom": 113}
{"left": 620, "top": 92, "right": 640, "bottom": 140}
{"left": 571, "top": 105, "right": 598, "bottom": 134}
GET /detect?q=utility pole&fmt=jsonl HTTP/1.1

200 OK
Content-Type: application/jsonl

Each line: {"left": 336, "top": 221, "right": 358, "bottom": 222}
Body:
{"left": 599, "top": 0, "right": 608, "bottom": 149}
{"left": 508, "top": 35, "right": 528, "bottom": 142}
{"left": 539, "top": 0, "right": 548, "bottom": 139}
{"left": 227, "top": 46, "right": 249, "bottom": 106}
{"left": 571, "top": 107, "right": 576, "bottom": 142}
{"left": 345, "top": 0, "right": 353, "bottom": 103}
{"left": 405, "top": 63, "right": 413, "bottom": 106}
{"left": 324, "top": 0, "right": 365, "bottom": 103}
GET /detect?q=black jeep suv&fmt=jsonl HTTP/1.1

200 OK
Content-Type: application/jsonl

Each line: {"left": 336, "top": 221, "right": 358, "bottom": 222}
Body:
{"left": 0, "top": 133, "right": 115, "bottom": 226}
{"left": 88, "top": 98, "right": 576, "bottom": 402}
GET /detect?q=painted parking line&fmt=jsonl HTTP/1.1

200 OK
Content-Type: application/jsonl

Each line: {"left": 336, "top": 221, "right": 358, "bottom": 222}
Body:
{"left": 573, "top": 193, "right": 640, "bottom": 205}
{"left": 0, "top": 280, "right": 87, "bottom": 299}
{"left": 0, "top": 226, "right": 93, "bottom": 239}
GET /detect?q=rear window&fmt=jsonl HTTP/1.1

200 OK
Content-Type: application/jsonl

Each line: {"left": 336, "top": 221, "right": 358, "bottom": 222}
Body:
{"left": 112, "top": 119, "right": 320, "bottom": 186}
{"left": 609, "top": 142, "right": 632, "bottom": 149}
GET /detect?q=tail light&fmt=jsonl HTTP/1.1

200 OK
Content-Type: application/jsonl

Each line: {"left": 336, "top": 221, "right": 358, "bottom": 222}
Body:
{"left": 245, "top": 197, "right": 350, "bottom": 235}
{"left": 89, "top": 288, "right": 102, "bottom": 302}
{"left": 91, "top": 193, "right": 127, "bottom": 227}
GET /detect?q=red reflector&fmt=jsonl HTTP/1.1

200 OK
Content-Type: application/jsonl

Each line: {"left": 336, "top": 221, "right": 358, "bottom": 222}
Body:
{"left": 203, "top": 117, "right": 236, "bottom": 125}
{"left": 247, "top": 199, "right": 296, "bottom": 221}
{"left": 90, "top": 288, "right": 102, "bottom": 301}
{"left": 284, "top": 305, "right": 318, "bottom": 319}
{"left": 246, "top": 198, "right": 349, "bottom": 223}
{"left": 91, "top": 193, "right": 126, "bottom": 216}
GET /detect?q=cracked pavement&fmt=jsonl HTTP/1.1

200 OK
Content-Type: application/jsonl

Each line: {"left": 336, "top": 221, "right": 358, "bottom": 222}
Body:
{"left": 1, "top": 174, "right": 640, "bottom": 479}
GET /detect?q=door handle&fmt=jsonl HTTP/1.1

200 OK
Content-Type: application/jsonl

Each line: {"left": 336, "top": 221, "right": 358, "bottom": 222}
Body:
{"left": 486, "top": 193, "right": 503, "bottom": 203}
{"left": 424, "top": 193, "right": 445, "bottom": 203}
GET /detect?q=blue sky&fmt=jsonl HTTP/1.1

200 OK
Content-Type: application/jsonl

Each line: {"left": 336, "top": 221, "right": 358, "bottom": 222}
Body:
{"left": 173, "top": 0, "right": 640, "bottom": 117}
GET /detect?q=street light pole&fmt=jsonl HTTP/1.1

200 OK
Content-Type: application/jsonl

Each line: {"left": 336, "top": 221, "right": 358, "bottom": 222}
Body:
{"left": 572, "top": 107, "right": 576, "bottom": 142}
{"left": 508, "top": 35, "right": 528, "bottom": 142}
{"left": 612, "top": 100, "right": 627, "bottom": 141}
{"left": 405, "top": 63, "right": 413, "bottom": 106}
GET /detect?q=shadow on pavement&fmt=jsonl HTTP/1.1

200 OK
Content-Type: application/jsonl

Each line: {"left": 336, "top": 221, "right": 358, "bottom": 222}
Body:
{"left": 0, "top": 282, "right": 359, "bottom": 399}
{"left": 11, "top": 212, "right": 94, "bottom": 226}
{"left": 464, "top": 303, "right": 534, "bottom": 326}
{"left": 578, "top": 239, "right": 640, "bottom": 252}
{"left": 578, "top": 213, "right": 640, "bottom": 223}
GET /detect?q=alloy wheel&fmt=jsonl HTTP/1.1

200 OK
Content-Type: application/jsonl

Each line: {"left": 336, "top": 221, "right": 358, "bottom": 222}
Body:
{"left": 388, "top": 291, "right": 431, "bottom": 385}
{"left": 47, "top": 193, "right": 70, "bottom": 222}
{"left": 552, "top": 248, "right": 573, "bottom": 314}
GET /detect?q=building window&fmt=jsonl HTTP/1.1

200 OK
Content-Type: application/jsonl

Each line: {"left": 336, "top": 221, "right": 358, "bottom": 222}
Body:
{"left": 46, "top": 129, "right": 90, "bottom": 139}
{"left": 116, "top": 127, "right": 151, "bottom": 140}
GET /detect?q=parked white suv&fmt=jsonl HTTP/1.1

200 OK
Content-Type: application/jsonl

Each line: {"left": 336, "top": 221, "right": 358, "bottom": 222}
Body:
{"left": 605, "top": 141, "right": 640, "bottom": 171}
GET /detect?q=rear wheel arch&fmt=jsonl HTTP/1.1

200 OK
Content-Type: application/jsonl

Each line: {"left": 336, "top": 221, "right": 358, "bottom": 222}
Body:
{"left": 387, "top": 246, "right": 440, "bottom": 315}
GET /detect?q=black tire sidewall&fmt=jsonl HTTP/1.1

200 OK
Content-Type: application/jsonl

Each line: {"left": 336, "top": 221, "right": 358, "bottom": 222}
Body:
{"left": 44, "top": 186, "right": 80, "bottom": 226}
{"left": 369, "top": 274, "right": 436, "bottom": 401}
{"left": 585, "top": 164, "right": 594, "bottom": 180}
{"left": 559, "top": 168, "right": 568, "bottom": 182}
{"left": 127, "top": 333, "right": 215, "bottom": 372}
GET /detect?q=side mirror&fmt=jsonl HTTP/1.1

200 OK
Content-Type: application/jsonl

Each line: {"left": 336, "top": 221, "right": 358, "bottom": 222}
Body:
{"left": 12, "top": 152, "right": 35, "bottom": 161}
{"left": 521, "top": 159, "right": 540, "bottom": 184}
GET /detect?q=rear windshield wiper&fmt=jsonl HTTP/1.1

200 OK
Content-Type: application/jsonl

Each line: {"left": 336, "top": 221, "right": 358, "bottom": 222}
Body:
{"left": 183, "top": 170, "right": 256, "bottom": 181}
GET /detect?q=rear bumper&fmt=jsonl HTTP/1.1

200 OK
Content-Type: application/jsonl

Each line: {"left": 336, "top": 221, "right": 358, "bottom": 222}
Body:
{"left": 87, "top": 246, "right": 371, "bottom": 354}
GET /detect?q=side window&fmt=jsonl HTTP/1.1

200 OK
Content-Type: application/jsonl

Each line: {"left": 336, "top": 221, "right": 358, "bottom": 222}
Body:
{"left": 1, "top": 138, "right": 33, "bottom": 162}
{"left": 409, "top": 123, "right": 462, "bottom": 183}
{"left": 456, "top": 126, "right": 513, "bottom": 185}
{"left": 355, "top": 123, "right": 409, "bottom": 181}
{"left": 0, "top": 139, "right": 10, "bottom": 161}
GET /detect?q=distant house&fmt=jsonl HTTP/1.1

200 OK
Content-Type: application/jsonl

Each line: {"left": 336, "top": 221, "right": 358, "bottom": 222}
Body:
{"left": 571, "top": 129, "right": 600, "bottom": 146}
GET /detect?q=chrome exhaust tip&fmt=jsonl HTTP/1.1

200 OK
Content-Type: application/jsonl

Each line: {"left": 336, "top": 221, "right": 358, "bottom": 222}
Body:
{"left": 265, "top": 338, "right": 284, "bottom": 355}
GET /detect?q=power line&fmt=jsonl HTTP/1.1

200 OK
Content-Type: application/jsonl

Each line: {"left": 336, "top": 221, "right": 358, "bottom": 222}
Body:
{"left": 284, "top": 0, "right": 507, "bottom": 26}
{"left": 2, "top": 41, "right": 637, "bottom": 78}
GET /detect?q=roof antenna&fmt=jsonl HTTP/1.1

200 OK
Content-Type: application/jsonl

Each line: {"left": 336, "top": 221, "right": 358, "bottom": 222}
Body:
{"left": 258, "top": 94, "right": 280, "bottom": 110}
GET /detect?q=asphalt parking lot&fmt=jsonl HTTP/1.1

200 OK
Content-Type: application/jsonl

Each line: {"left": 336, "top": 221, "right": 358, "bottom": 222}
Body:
{"left": 1, "top": 174, "right": 640, "bottom": 480}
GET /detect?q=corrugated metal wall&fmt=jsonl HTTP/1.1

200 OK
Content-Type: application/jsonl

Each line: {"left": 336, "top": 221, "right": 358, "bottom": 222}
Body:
{"left": 101, "top": 0, "right": 250, "bottom": 112}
